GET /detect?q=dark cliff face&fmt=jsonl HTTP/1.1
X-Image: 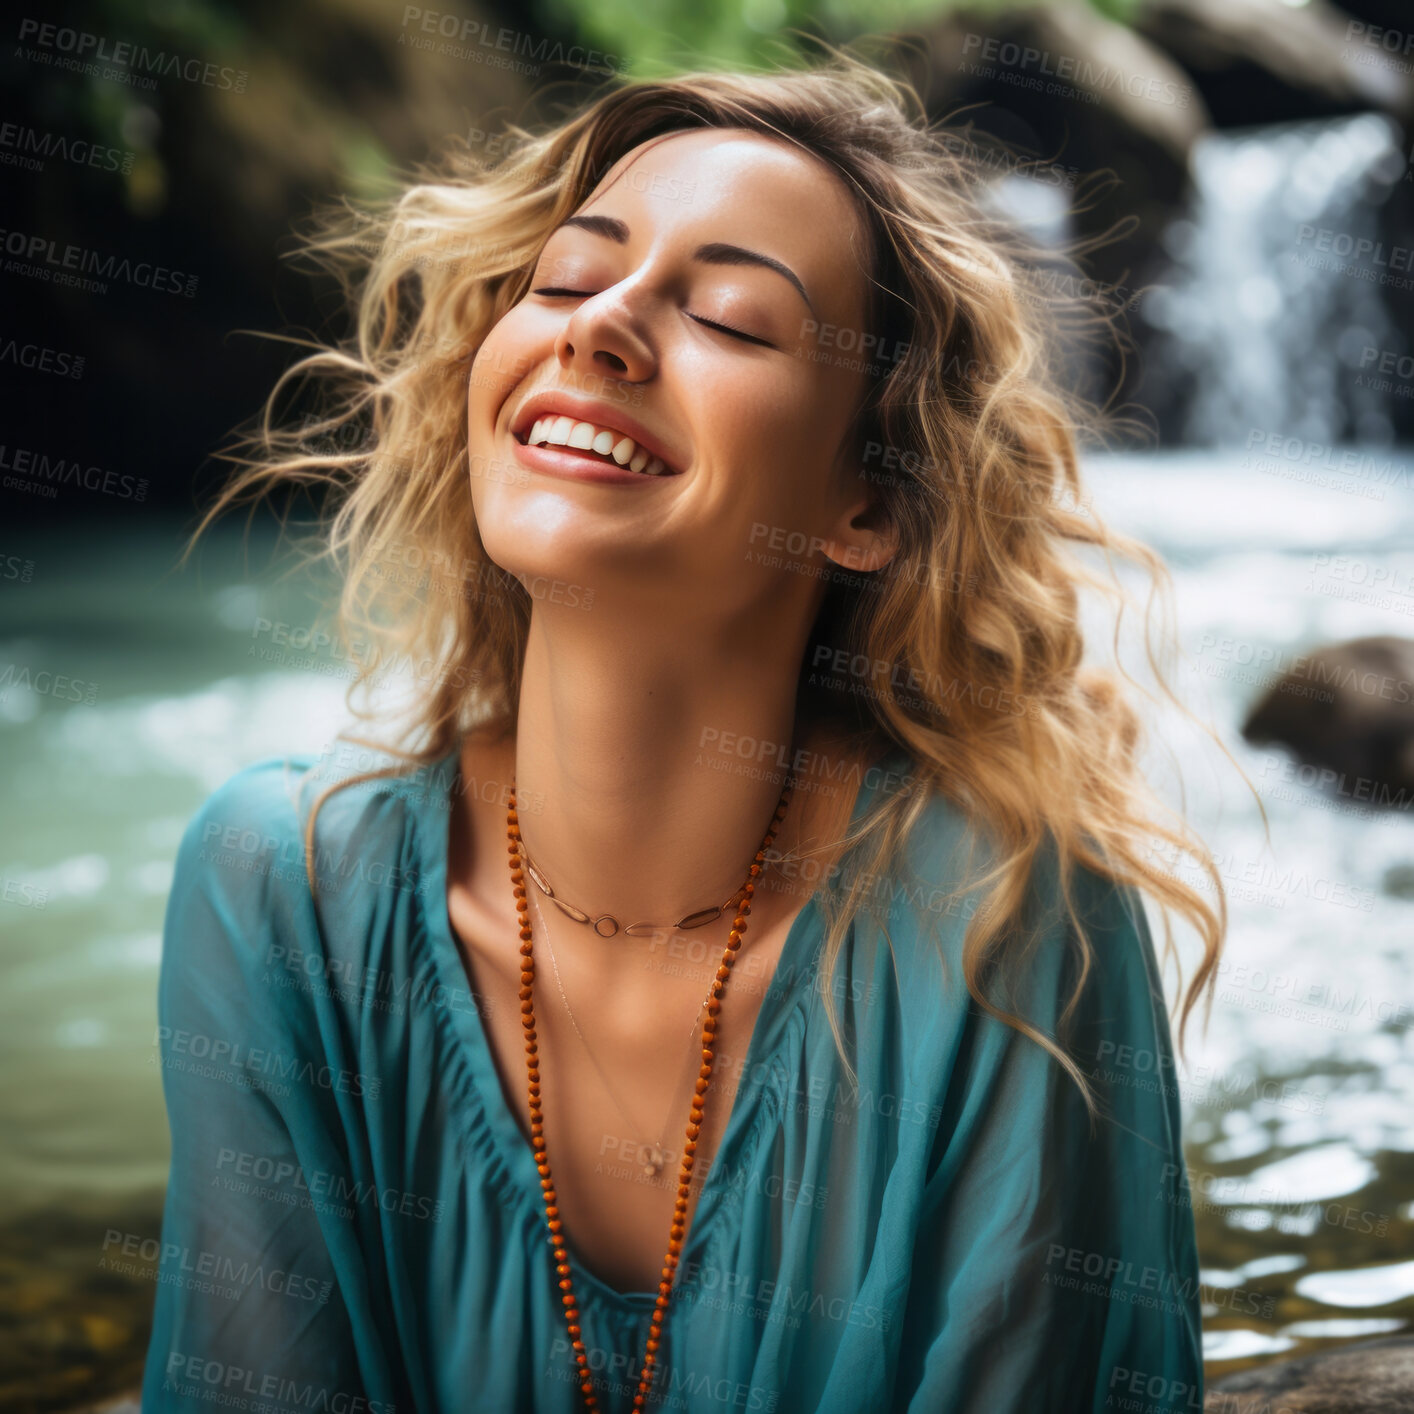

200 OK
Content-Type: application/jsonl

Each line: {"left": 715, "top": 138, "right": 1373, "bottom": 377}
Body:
{"left": 3, "top": 0, "right": 538, "bottom": 523}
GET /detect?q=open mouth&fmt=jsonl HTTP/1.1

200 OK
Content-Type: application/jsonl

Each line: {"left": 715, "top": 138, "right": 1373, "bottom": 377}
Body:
{"left": 515, "top": 413, "right": 676, "bottom": 477}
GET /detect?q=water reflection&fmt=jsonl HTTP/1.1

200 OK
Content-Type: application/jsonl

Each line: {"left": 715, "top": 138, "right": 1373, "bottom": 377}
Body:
{"left": 1203, "top": 1329, "right": 1299, "bottom": 1361}
{"left": 1296, "top": 1261, "right": 1414, "bottom": 1308}
{"left": 1079, "top": 444, "right": 1414, "bottom": 1380}
{"left": 1281, "top": 1318, "right": 1407, "bottom": 1338}
{"left": 1211, "top": 1144, "right": 1380, "bottom": 1206}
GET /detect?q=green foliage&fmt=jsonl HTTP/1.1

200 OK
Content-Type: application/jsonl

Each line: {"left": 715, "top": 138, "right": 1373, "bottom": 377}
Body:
{"left": 536, "top": 0, "right": 1131, "bottom": 73}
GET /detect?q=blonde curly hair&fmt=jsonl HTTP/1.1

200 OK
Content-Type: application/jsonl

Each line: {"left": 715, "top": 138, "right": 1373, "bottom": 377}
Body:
{"left": 186, "top": 50, "right": 1226, "bottom": 1116}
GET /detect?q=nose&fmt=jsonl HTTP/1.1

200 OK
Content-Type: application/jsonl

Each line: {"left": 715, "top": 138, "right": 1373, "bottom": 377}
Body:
{"left": 554, "top": 287, "right": 656, "bottom": 384}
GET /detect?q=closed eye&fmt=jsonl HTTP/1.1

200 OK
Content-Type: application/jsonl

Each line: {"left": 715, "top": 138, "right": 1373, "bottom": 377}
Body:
{"left": 531, "top": 287, "right": 775, "bottom": 349}
{"left": 686, "top": 313, "right": 775, "bottom": 349}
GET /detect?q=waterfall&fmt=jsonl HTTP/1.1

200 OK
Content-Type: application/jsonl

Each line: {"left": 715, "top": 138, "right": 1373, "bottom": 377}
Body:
{"left": 1142, "top": 113, "right": 1405, "bottom": 447}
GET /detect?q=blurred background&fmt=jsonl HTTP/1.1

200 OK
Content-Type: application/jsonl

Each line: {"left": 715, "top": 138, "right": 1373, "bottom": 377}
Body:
{"left": 4, "top": 0, "right": 1414, "bottom": 1408}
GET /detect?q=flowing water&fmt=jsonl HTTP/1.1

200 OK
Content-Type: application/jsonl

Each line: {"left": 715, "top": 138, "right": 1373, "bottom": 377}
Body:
{"left": 1095, "top": 108, "right": 1414, "bottom": 1382}
{"left": 1141, "top": 110, "right": 1405, "bottom": 448}
{"left": 1085, "top": 450, "right": 1414, "bottom": 1381}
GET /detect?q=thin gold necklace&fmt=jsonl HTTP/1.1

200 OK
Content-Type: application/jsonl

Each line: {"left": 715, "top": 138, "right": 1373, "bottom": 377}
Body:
{"left": 508, "top": 771, "right": 795, "bottom": 1411}
{"left": 528, "top": 885, "right": 709, "bottom": 1178}
{"left": 521, "top": 846, "right": 753, "bottom": 939}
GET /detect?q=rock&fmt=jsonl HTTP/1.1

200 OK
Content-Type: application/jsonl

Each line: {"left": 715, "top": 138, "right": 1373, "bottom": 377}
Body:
{"left": 1242, "top": 636, "right": 1414, "bottom": 806}
{"left": 1137, "top": 0, "right": 1414, "bottom": 124}
{"left": 64, "top": 1396, "right": 139, "bottom": 1414}
{"left": 1207, "top": 1333, "right": 1414, "bottom": 1410}
{"left": 1384, "top": 862, "right": 1414, "bottom": 899}
{"left": 900, "top": 5, "right": 1202, "bottom": 248}
{"left": 908, "top": 3, "right": 1209, "bottom": 159}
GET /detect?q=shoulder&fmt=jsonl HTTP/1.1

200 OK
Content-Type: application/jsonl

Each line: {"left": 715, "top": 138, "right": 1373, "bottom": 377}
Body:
{"left": 169, "top": 742, "right": 456, "bottom": 961}
{"left": 888, "top": 770, "right": 1149, "bottom": 934}
{"left": 177, "top": 743, "right": 451, "bottom": 889}
{"left": 171, "top": 754, "right": 317, "bottom": 917}
{"left": 860, "top": 773, "right": 1165, "bottom": 1043}
{"left": 163, "top": 744, "right": 453, "bottom": 1022}
{"left": 160, "top": 756, "right": 321, "bottom": 1038}
{"left": 183, "top": 752, "right": 313, "bottom": 838}
{"left": 297, "top": 742, "right": 449, "bottom": 886}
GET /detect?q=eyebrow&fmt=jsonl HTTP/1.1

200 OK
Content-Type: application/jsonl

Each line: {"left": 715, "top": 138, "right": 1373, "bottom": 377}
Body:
{"left": 555, "top": 214, "right": 816, "bottom": 315}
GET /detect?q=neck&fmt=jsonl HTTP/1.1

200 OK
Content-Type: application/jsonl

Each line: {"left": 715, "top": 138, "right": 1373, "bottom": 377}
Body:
{"left": 506, "top": 603, "right": 850, "bottom": 926}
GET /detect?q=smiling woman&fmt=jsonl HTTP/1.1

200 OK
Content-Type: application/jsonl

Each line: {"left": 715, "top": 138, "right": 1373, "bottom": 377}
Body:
{"left": 144, "top": 52, "right": 1226, "bottom": 1414}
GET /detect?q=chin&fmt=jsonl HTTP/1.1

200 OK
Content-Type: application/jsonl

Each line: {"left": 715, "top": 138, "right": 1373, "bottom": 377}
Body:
{"left": 476, "top": 508, "right": 569, "bottom": 570}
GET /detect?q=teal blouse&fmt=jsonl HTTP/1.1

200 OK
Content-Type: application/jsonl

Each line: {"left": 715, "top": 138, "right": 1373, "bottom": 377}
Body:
{"left": 142, "top": 741, "right": 1203, "bottom": 1413}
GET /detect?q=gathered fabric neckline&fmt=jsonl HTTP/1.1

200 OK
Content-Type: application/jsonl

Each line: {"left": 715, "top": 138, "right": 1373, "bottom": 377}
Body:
{"left": 407, "top": 741, "right": 894, "bottom": 1307}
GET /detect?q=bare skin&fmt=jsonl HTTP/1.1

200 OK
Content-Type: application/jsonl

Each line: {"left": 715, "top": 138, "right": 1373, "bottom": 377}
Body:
{"left": 451, "top": 127, "right": 899, "bottom": 1295}
{"left": 447, "top": 723, "right": 873, "bottom": 1295}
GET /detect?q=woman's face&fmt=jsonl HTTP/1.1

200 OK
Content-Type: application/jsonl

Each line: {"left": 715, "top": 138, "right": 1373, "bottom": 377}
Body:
{"left": 466, "top": 126, "right": 890, "bottom": 628}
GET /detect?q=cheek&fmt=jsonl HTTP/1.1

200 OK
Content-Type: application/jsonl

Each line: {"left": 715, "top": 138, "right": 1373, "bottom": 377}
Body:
{"left": 466, "top": 311, "right": 537, "bottom": 448}
{"left": 464, "top": 336, "right": 520, "bottom": 530}
{"left": 682, "top": 381, "right": 843, "bottom": 570}
{"left": 710, "top": 367, "right": 842, "bottom": 505}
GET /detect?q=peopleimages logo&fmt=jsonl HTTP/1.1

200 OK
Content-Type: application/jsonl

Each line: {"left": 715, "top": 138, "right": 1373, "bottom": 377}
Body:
{"left": 0, "top": 228, "right": 198, "bottom": 296}
{"left": 0, "top": 443, "right": 149, "bottom": 501}
{"left": 959, "top": 33, "right": 1191, "bottom": 108}
{"left": 215, "top": 1147, "right": 446, "bottom": 1222}
{"left": 15, "top": 18, "right": 249, "bottom": 91}
{"left": 0, "top": 339, "right": 84, "bottom": 379}
{"left": 1295, "top": 223, "right": 1414, "bottom": 271}
{"left": 0, "top": 122, "right": 134, "bottom": 175}
{"left": 398, "top": 7, "right": 625, "bottom": 76}
{"left": 162, "top": 1354, "right": 396, "bottom": 1413}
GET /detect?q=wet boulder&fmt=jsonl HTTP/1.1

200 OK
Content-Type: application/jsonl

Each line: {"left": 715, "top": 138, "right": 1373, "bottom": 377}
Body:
{"left": 1207, "top": 1333, "right": 1414, "bottom": 1411}
{"left": 1242, "top": 636, "right": 1414, "bottom": 806}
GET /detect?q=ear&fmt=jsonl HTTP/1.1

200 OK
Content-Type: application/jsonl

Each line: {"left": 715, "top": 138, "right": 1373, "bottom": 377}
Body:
{"left": 817, "top": 494, "right": 899, "bottom": 574}
{"left": 817, "top": 477, "right": 899, "bottom": 574}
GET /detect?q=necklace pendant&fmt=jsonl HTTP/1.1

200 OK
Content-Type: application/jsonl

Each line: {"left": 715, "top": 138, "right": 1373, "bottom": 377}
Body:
{"left": 640, "top": 1144, "right": 666, "bottom": 1177}
{"left": 677, "top": 905, "right": 724, "bottom": 929}
{"left": 550, "top": 896, "right": 593, "bottom": 926}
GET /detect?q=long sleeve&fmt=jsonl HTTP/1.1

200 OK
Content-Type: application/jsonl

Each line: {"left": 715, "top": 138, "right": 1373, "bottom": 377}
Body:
{"left": 892, "top": 864, "right": 1204, "bottom": 1414}
{"left": 140, "top": 763, "right": 396, "bottom": 1409}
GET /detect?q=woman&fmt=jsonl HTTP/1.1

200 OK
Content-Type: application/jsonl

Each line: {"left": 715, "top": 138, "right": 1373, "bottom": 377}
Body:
{"left": 143, "top": 55, "right": 1224, "bottom": 1414}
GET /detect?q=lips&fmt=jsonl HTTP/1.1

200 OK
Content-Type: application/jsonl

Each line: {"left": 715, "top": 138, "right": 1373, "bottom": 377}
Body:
{"left": 509, "top": 395, "right": 683, "bottom": 478}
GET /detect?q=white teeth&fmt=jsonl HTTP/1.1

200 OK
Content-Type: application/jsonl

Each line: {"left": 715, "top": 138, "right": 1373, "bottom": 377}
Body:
{"left": 522, "top": 411, "right": 672, "bottom": 475}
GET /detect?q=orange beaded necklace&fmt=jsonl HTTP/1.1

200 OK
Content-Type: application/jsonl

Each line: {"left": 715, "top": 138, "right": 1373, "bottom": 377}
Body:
{"left": 505, "top": 774, "right": 794, "bottom": 1412}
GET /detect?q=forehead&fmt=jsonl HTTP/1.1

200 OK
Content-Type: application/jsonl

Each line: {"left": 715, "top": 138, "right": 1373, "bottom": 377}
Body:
{"left": 576, "top": 127, "right": 870, "bottom": 329}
